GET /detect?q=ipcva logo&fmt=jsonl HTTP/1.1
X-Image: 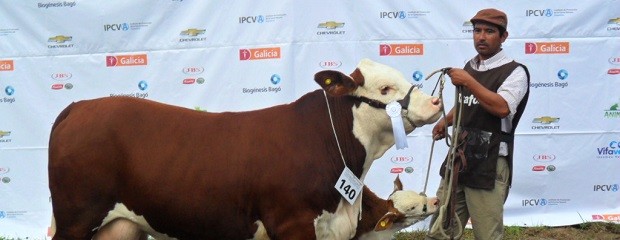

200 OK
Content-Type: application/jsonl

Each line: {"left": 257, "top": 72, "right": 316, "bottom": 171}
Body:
{"left": 379, "top": 11, "right": 407, "bottom": 19}
{"left": 522, "top": 198, "right": 547, "bottom": 206}
{"left": 593, "top": 184, "right": 619, "bottom": 192}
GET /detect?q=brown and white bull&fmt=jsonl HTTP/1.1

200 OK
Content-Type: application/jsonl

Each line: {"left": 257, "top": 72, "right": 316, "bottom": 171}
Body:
{"left": 48, "top": 58, "right": 441, "bottom": 239}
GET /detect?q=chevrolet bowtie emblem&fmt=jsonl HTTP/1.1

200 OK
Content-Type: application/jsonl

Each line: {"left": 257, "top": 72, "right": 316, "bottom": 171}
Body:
{"left": 317, "top": 21, "right": 344, "bottom": 29}
{"left": 48, "top": 35, "right": 72, "bottom": 43}
{"left": 532, "top": 116, "right": 560, "bottom": 124}
{"left": 180, "top": 28, "right": 206, "bottom": 37}
{"left": 0, "top": 130, "right": 11, "bottom": 138}
{"left": 608, "top": 18, "right": 620, "bottom": 25}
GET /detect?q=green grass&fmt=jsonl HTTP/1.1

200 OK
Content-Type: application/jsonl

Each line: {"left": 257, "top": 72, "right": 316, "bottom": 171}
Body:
{"left": 394, "top": 222, "right": 620, "bottom": 240}
{"left": 3, "top": 222, "right": 619, "bottom": 240}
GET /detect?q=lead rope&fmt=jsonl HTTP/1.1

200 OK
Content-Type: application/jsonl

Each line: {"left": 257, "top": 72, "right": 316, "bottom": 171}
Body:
{"left": 423, "top": 68, "right": 464, "bottom": 239}
{"left": 322, "top": 90, "right": 363, "bottom": 222}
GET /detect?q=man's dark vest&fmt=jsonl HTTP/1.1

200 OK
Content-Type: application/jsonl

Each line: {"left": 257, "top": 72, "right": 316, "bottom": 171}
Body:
{"left": 440, "top": 61, "right": 530, "bottom": 190}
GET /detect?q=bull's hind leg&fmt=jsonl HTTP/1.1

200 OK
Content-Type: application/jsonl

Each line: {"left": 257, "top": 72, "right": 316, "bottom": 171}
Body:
{"left": 49, "top": 169, "right": 118, "bottom": 240}
{"left": 51, "top": 199, "right": 115, "bottom": 240}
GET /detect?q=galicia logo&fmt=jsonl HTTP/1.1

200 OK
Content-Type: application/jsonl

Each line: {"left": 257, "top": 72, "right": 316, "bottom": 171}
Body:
{"left": 138, "top": 81, "right": 148, "bottom": 91}
{"left": 592, "top": 214, "right": 620, "bottom": 222}
{"left": 239, "top": 47, "right": 280, "bottom": 61}
{"left": 106, "top": 54, "right": 148, "bottom": 67}
{"left": 379, "top": 44, "right": 423, "bottom": 56}
{"left": 609, "top": 57, "right": 620, "bottom": 65}
{"left": 270, "top": 74, "right": 281, "bottom": 85}
{"left": 5, "top": 86, "right": 15, "bottom": 96}
{"left": 557, "top": 69, "right": 568, "bottom": 80}
{"left": 412, "top": 71, "right": 423, "bottom": 82}
{"left": 525, "top": 42, "right": 570, "bottom": 54}
{"left": 0, "top": 60, "right": 14, "bottom": 71}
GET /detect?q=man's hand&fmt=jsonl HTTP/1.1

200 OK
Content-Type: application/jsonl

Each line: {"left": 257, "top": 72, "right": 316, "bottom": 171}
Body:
{"left": 447, "top": 68, "right": 474, "bottom": 87}
{"left": 432, "top": 119, "right": 446, "bottom": 140}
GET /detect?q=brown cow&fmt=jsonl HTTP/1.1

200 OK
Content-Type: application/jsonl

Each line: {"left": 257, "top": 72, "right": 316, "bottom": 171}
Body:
{"left": 48, "top": 59, "right": 441, "bottom": 239}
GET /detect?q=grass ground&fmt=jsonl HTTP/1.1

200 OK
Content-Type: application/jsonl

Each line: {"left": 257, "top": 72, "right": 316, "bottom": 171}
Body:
{"left": 2, "top": 222, "right": 619, "bottom": 240}
{"left": 395, "top": 222, "right": 620, "bottom": 240}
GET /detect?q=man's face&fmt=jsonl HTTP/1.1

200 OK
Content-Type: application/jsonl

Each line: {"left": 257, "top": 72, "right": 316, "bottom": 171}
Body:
{"left": 472, "top": 22, "right": 507, "bottom": 60}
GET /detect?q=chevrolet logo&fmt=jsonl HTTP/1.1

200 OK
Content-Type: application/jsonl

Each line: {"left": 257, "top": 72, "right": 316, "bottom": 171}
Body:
{"left": 533, "top": 116, "right": 560, "bottom": 124}
{"left": 608, "top": 18, "right": 620, "bottom": 25}
{"left": 180, "top": 28, "right": 206, "bottom": 37}
{"left": 0, "top": 130, "right": 11, "bottom": 138}
{"left": 462, "top": 21, "right": 473, "bottom": 27}
{"left": 48, "top": 35, "right": 72, "bottom": 43}
{"left": 317, "top": 21, "right": 344, "bottom": 29}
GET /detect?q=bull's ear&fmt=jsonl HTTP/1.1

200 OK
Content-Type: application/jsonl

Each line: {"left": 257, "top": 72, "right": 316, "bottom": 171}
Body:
{"left": 314, "top": 70, "right": 360, "bottom": 97}
{"left": 373, "top": 212, "right": 398, "bottom": 232}
{"left": 393, "top": 174, "right": 403, "bottom": 194}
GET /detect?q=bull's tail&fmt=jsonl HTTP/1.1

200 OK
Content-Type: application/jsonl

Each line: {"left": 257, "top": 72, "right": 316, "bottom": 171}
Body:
{"left": 49, "top": 102, "right": 75, "bottom": 138}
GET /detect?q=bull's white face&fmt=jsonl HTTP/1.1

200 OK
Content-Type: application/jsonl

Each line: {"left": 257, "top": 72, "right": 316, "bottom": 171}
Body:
{"left": 352, "top": 59, "right": 442, "bottom": 130}
{"left": 351, "top": 59, "right": 441, "bottom": 165}
{"left": 315, "top": 59, "right": 442, "bottom": 179}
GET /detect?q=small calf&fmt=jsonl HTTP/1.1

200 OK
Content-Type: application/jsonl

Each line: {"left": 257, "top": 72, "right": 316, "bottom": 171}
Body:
{"left": 353, "top": 176, "right": 439, "bottom": 240}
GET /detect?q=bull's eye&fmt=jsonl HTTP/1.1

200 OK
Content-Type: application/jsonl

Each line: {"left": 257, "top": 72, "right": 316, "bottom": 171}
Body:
{"left": 380, "top": 86, "right": 391, "bottom": 95}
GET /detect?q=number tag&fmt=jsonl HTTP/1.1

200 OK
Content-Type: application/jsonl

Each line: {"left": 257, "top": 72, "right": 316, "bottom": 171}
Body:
{"left": 335, "top": 167, "right": 363, "bottom": 205}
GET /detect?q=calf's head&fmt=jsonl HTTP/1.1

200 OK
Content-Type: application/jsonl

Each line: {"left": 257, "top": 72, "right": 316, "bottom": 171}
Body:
{"left": 360, "top": 176, "right": 439, "bottom": 240}
{"left": 315, "top": 59, "right": 442, "bottom": 160}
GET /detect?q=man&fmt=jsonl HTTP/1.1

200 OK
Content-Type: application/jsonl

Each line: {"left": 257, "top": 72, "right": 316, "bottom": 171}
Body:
{"left": 425, "top": 8, "right": 530, "bottom": 240}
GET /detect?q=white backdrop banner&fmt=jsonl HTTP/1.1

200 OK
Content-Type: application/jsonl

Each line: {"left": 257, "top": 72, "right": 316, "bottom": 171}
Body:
{"left": 1, "top": 0, "right": 619, "bottom": 238}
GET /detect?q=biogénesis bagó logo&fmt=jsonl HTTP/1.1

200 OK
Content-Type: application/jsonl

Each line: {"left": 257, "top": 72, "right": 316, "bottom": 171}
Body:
{"left": 597, "top": 141, "right": 620, "bottom": 158}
